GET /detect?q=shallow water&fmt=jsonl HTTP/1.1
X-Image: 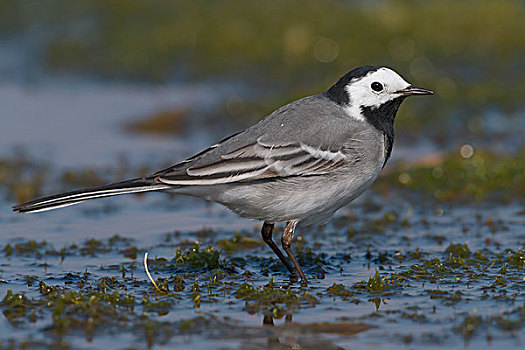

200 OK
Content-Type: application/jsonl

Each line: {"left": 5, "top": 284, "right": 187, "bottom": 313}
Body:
{"left": 2, "top": 190, "right": 524, "bottom": 349}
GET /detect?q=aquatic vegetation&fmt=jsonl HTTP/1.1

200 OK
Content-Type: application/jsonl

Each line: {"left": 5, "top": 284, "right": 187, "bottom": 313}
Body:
{"left": 120, "top": 246, "right": 138, "bottom": 259}
{"left": 446, "top": 243, "right": 471, "bottom": 259}
{"left": 327, "top": 283, "right": 354, "bottom": 299}
{"left": 174, "top": 242, "right": 221, "bottom": 270}
{"left": 234, "top": 279, "right": 319, "bottom": 313}
{"left": 60, "top": 169, "right": 106, "bottom": 190}
{"left": 125, "top": 108, "right": 188, "bottom": 135}
{"left": 216, "top": 232, "right": 262, "bottom": 252}
{"left": 457, "top": 305, "right": 525, "bottom": 341}
{"left": 377, "top": 148, "right": 525, "bottom": 202}
{"left": 354, "top": 270, "right": 393, "bottom": 294}
{"left": 1, "top": 290, "right": 37, "bottom": 322}
{"left": 3, "top": 240, "right": 47, "bottom": 257}
{"left": 80, "top": 239, "right": 112, "bottom": 257}
{"left": 0, "top": 154, "right": 48, "bottom": 203}
{"left": 1, "top": 280, "right": 135, "bottom": 334}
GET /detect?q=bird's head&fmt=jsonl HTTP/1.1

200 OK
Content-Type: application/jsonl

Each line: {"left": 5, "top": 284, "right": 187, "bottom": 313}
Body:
{"left": 324, "top": 65, "right": 432, "bottom": 114}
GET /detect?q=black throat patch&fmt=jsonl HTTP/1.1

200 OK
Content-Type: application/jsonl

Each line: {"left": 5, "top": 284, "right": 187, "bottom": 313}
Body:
{"left": 360, "top": 97, "right": 405, "bottom": 167}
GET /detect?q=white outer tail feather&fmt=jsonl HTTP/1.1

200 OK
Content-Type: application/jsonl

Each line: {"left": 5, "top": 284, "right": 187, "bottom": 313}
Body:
{"left": 13, "top": 180, "right": 171, "bottom": 213}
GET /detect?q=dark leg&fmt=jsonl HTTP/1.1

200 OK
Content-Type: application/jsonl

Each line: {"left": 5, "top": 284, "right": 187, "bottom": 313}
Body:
{"left": 262, "top": 313, "right": 280, "bottom": 345}
{"left": 281, "top": 221, "right": 308, "bottom": 286}
{"left": 261, "top": 222, "right": 297, "bottom": 279}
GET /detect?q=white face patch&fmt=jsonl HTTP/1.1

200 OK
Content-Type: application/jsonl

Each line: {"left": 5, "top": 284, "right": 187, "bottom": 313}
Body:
{"left": 343, "top": 68, "right": 411, "bottom": 120}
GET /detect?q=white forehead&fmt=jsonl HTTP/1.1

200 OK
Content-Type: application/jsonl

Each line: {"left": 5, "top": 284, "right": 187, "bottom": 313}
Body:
{"left": 343, "top": 67, "right": 411, "bottom": 115}
{"left": 352, "top": 67, "right": 410, "bottom": 92}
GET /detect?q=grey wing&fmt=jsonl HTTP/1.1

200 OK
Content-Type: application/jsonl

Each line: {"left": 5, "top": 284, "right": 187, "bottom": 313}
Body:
{"left": 153, "top": 94, "right": 367, "bottom": 186}
{"left": 154, "top": 137, "right": 354, "bottom": 186}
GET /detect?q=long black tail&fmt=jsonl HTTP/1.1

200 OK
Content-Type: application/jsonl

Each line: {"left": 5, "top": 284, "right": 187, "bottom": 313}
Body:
{"left": 12, "top": 178, "right": 171, "bottom": 213}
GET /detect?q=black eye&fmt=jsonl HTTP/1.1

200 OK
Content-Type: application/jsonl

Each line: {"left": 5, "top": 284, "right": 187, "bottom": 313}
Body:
{"left": 371, "top": 82, "right": 383, "bottom": 92}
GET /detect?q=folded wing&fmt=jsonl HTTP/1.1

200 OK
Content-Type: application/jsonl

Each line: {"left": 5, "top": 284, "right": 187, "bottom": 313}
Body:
{"left": 156, "top": 138, "right": 350, "bottom": 186}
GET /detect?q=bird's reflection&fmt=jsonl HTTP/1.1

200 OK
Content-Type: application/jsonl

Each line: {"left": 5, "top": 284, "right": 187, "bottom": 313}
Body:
{"left": 262, "top": 312, "right": 294, "bottom": 347}
{"left": 260, "top": 312, "right": 356, "bottom": 350}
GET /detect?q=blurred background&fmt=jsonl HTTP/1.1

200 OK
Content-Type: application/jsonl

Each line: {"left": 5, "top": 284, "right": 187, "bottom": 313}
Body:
{"left": 1, "top": 0, "right": 524, "bottom": 205}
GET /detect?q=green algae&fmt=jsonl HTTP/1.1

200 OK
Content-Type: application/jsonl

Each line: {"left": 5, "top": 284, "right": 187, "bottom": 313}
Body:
{"left": 1, "top": 290, "right": 37, "bottom": 322}
{"left": 378, "top": 149, "right": 525, "bottom": 202}
{"left": 234, "top": 279, "right": 319, "bottom": 313}
{"left": 125, "top": 108, "right": 188, "bottom": 135}
{"left": 60, "top": 169, "right": 106, "bottom": 190}
{"left": 0, "top": 153, "right": 48, "bottom": 204}
{"left": 120, "top": 246, "right": 138, "bottom": 259}
{"left": 327, "top": 283, "right": 353, "bottom": 298}
{"left": 506, "top": 249, "right": 525, "bottom": 269}
{"left": 458, "top": 304, "right": 525, "bottom": 341}
{"left": 3, "top": 240, "right": 47, "bottom": 258}
{"left": 216, "top": 232, "right": 262, "bottom": 252}
{"left": 171, "top": 275, "right": 185, "bottom": 292}
{"left": 2, "top": 280, "right": 135, "bottom": 335}
{"left": 445, "top": 243, "right": 471, "bottom": 259}
{"left": 174, "top": 243, "right": 221, "bottom": 270}
{"left": 354, "top": 270, "right": 393, "bottom": 294}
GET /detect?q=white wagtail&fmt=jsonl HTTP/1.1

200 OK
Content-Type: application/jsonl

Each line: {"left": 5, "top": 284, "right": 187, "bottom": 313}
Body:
{"left": 13, "top": 66, "right": 432, "bottom": 285}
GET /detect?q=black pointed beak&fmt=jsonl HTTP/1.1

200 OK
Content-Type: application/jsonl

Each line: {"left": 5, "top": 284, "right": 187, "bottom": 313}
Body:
{"left": 397, "top": 86, "right": 433, "bottom": 96}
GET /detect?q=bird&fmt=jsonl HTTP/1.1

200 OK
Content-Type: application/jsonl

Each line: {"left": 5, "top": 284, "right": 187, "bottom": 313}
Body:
{"left": 13, "top": 66, "right": 432, "bottom": 286}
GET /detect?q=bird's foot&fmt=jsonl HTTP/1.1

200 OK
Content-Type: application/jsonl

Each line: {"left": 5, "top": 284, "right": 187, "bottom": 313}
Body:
{"left": 289, "top": 272, "right": 299, "bottom": 283}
